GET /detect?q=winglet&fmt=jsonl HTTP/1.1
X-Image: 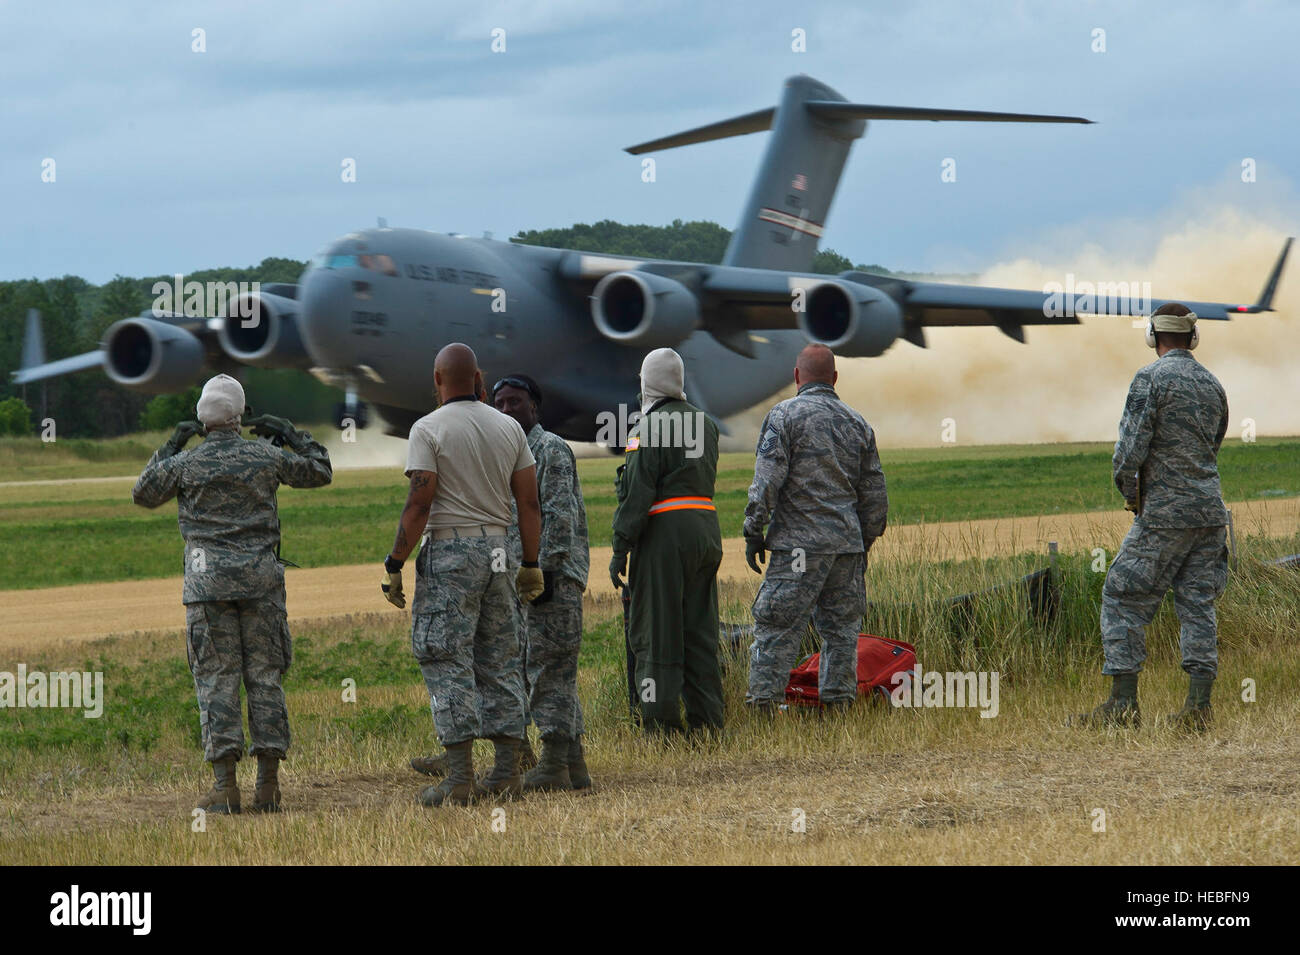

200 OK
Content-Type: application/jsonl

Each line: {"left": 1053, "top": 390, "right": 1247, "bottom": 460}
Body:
{"left": 1222, "top": 237, "right": 1293, "bottom": 314}
{"left": 1253, "top": 236, "right": 1293, "bottom": 312}
{"left": 21, "top": 309, "right": 46, "bottom": 370}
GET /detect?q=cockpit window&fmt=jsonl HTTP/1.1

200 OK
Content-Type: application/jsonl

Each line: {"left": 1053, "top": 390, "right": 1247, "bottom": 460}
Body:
{"left": 358, "top": 253, "right": 399, "bottom": 276}
{"left": 311, "top": 251, "right": 398, "bottom": 275}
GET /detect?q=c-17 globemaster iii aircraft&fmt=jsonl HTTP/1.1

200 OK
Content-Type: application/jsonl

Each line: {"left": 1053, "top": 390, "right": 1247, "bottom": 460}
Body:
{"left": 14, "top": 75, "right": 1292, "bottom": 442}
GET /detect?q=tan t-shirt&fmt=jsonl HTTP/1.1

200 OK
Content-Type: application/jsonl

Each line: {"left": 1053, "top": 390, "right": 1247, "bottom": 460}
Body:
{"left": 405, "top": 398, "right": 535, "bottom": 532}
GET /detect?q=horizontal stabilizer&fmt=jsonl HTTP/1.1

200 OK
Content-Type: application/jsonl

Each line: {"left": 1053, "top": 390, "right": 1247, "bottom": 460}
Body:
{"left": 804, "top": 101, "right": 1093, "bottom": 125}
{"left": 625, "top": 108, "right": 775, "bottom": 155}
{"left": 625, "top": 98, "right": 1091, "bottom": 155}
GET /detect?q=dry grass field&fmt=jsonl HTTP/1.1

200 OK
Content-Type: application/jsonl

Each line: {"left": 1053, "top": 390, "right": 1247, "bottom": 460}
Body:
{"left": 3, "top": 537, "right": 1298, "bottom": 865}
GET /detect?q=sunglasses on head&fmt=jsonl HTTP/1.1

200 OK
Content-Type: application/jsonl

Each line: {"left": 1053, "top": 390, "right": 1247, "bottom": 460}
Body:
{"left": 492, "top": 377, "right": 536, "bottom": 400}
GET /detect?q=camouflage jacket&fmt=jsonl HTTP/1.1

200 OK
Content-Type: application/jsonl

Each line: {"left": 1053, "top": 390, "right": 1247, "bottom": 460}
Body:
{"left": 743, "top": 381, "right": 888, "bottom": 554}
{"left": 507, "top": 423, "right": 590, "bottom": 587}
{"left": 1113, "top": 349, "right": 1229, "bottom": 528}
{"left": 611, "top": 397, "right": 719, "bottom": 554}
{"left": 132, "top": 426, "right": 333, "bottom": 603}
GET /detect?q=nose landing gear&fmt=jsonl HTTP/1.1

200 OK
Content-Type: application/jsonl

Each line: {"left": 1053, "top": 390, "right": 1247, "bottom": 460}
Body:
{"left": 333, "top": 392, "right": 370, "bottom": 430}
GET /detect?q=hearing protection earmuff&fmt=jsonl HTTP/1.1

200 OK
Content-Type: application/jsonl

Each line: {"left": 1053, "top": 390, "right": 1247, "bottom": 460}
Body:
{"left": 1145, "top": 312, "right": 1199, "bottom": 351}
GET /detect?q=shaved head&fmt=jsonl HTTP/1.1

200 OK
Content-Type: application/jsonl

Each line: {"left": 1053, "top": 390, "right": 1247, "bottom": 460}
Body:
{"left": 794, "top": 343, "right": 837, "bottom": 387}
{"left": 434, "top": 343, "right": 486, "bottom": 402}
{"left": 433, "top": 342, "right": 480, "bottom": 400}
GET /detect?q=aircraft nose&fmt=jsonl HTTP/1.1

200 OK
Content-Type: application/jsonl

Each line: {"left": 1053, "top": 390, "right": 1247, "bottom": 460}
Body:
{"left": 299, "top": 268, "right": 352, "bottom": 366}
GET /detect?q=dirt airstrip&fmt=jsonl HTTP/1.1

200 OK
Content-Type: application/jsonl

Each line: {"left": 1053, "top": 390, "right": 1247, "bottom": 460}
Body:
{"left": 2, "top": 498, "right": 1297, "bottom": 650}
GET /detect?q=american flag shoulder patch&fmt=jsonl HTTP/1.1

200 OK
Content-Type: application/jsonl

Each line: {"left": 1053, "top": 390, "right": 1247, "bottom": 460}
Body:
{"left": 626, "top": 436, "right": 641, "bottom": 452}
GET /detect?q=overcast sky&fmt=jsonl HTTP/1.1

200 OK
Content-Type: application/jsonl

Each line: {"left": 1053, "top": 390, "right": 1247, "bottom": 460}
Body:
{"left": 3, "top": 0, "right": 1297, "bottom": 284}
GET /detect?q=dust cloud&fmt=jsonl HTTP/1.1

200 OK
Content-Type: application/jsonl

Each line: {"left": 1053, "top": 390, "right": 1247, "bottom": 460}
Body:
{"left": 322, "top": 427, "right": 409, "bottom": 470}
{"left": 834, "top": 210, "right": 1297, "bottom": 448}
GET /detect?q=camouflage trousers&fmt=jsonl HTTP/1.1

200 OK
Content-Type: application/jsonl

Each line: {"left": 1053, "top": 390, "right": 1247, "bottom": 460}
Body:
{"left": 184, "top": 589, "right": 292, "bottom": 762}
{"left": 521, "top": 574, "right": 586, "bottom": 739}
{"left": 1101, "top": 522, "right": 1228, "bottom": 679}
{"left": 746, "top": 550, "right": 866, "bottom": 705}
{"left": 411, "top": 535, "right": 528, "bottom": 745}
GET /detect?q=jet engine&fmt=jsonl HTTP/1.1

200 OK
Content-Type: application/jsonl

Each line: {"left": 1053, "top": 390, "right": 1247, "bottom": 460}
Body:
{"left": 591, "top": 271, "right": 700, "bottom": 348}
{"left": 217, "top": 292, "right": 312, "bottom": 368}
{"left": 102, "top": 318, "right": 207, "bottom": 393}
{"left": 797, "top": 280, "right": 903, "bottom": 357}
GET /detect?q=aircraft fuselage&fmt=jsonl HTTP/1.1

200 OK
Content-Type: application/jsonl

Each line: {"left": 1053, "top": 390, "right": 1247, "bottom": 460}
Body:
{"left": 298, "top": 227, "right": 805, "bottom": 439}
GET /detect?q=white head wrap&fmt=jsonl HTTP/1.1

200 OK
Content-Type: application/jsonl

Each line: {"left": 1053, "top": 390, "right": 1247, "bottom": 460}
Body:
{"left": 196, "top": 374, "right": 245, "bottom": 430}
{"left": 639, "top": 348, "right": 686, "bottom": 415}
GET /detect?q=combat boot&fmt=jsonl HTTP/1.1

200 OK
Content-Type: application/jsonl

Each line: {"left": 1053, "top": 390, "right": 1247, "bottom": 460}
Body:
{"left": 518, "top": 733, "right": 538, "bottom": 773}
{"left": 196, "top": 756, "right": 240, "bottom": 815}
{"left": 410, "top": 752, "right": 448, "bottom": 777}
{"left": 251, "top": 755, "right": 282, "bottom": 813}
{"left": 479, "top": 736, "right": 524, "bottom": 798}
{"left": 1166, "top": 676, "right": 1213, "bottom": 732}
{"left": 523, "top": 735, "right": 572, "bottom": 792}
{"left": 568, "top": 736, "right": 592, "bottom": 791}
{"left": 1071, "top": 673, "right": 1140, "bottom": 728}
{"left": 419, "top": 740, "right": 480, "bottom": 807}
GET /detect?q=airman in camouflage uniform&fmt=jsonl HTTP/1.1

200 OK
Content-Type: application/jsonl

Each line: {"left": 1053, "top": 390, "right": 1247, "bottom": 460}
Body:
{"left": 410, "top": 533, "right": 529, "bottom": 743}
{"left": 381, "top": 344, "right": 545, "bottom": 808}
{"left": 132, "top": 374, "right": 332, "bottom": 814}
{"left": 494, "top": 374, "right": 592, "bottom": 791}
{"left": 1076, "top": 306, "right": 1229, "bottom": 732}
{"left": 743, "top": 344, "right": 888, "bottom": 711}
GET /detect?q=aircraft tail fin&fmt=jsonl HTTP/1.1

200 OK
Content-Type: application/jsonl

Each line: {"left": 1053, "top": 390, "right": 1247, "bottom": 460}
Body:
{"left": 625, "top": 75, "right": 1092, "bottom": 273}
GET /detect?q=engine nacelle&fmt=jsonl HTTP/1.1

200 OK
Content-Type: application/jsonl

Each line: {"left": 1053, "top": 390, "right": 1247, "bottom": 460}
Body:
{"left": 218, "top": 292, "right": 311, "bottom": 368}
{"left": 591, "top": 271, "right": 700, "bottom": 348}
{"left": 103, "top": 318, "right": 207, "bottom": 393}
{"left": 797, "top": 280, "right": 903, "bottom": 357}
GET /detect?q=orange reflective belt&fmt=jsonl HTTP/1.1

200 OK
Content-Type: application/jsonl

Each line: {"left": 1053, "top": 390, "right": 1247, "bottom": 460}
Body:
{"left": 647, "top": 496, "right": 715, "bottom": 515}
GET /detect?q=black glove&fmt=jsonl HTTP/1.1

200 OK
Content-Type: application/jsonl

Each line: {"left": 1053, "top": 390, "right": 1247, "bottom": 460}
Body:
{"left": 165, "top": 420, "right": 206, "bottom": 454}
{"left": 245, "top": 413, "right": 298, "bottom": 448}
{"left": 381, "top": 553, "right": 406, "bottom": 609}
{"left": 745, "top": 535, "right": 767, "bottom": 575}
{"left": 609, "top": 551, "right": 628, "bottom": 591}
{"left": 530, "top": 569, "right": 556, "bottom": 606}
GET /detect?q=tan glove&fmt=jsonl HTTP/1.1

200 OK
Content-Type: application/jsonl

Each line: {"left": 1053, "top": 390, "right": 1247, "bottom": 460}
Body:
{"left": 516, "top": 565, "right": 545, "bottom": 603}
{"left": 381, "top": 569, "right": 406, "bottom": 609}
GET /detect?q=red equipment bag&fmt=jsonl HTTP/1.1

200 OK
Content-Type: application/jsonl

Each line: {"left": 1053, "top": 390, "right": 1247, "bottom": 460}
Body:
{"left": 785, "top": 634, "right": 918, "bottom": 706}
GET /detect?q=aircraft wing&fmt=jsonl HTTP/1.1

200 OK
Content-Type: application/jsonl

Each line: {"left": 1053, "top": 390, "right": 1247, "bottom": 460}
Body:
{"left": 10, "top": 282, "right": 304, "bottom": 391}
{"left": 559, "top": 238, "right": 1292, "bottom": 356}
{"left": 12, "top": 350, "right": 105, "bottom": 385}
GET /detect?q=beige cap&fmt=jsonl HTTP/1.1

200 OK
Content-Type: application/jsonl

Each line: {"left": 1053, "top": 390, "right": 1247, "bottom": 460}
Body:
{"left": 1152, "top": 311, "right": 1198, "bottom": 333}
